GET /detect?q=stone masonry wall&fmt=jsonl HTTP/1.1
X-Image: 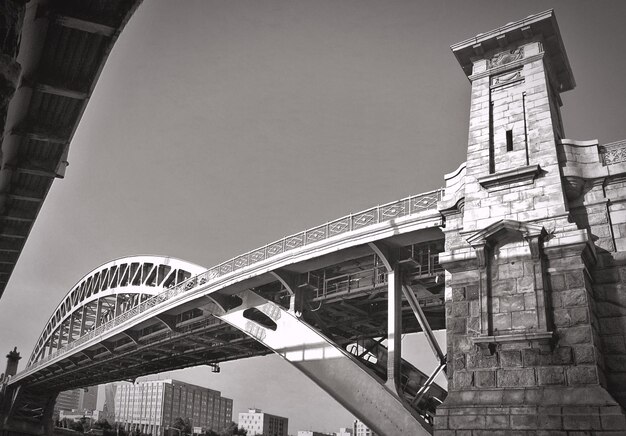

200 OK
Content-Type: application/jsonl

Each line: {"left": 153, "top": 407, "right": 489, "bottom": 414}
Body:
{"left": 436, "top": 10, "right": 626, "bottom": 435}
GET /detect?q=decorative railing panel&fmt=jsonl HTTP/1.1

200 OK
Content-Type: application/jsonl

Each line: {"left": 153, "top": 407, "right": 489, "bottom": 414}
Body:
{"left": 24, "top": 189, "right": 442, "bottom": 372}
{"left": 602, "top": 140, "right": 626, "bottom": 165}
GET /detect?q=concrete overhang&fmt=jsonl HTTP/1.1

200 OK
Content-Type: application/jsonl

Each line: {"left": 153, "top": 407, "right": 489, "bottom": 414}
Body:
{"left": 450, "top": 9, "right": 575, "bottom": 92}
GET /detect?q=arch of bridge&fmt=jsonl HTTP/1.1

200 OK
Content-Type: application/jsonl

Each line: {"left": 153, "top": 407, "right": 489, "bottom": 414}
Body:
{"left": 29, "top": 255, "right": 206, "bottom": 366}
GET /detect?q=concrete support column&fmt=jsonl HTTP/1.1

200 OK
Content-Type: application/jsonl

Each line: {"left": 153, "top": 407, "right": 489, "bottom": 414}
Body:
{"left": 386, "top": 263, "right": 403, "bottom": 394}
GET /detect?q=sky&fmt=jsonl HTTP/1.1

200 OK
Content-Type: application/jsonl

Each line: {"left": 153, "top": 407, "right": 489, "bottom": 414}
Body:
{"left": 1, "top": 0, "right": 626, "bottom": 433}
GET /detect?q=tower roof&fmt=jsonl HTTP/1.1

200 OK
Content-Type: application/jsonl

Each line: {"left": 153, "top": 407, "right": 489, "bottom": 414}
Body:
{"left": 451, "top": 9, "right": 575, "bottom": 92}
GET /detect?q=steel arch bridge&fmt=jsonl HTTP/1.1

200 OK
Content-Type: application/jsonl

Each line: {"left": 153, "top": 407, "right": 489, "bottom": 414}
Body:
{"left": 3, "top": 190, "right": 447, "bottom": 436}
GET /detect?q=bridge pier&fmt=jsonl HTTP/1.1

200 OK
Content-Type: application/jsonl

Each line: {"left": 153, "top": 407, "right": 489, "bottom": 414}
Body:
{"left": 1, "top": 350, "right": 57, "bottom": 436}
{"left": 435, "top": 10, "right": 626, "bottom": 435}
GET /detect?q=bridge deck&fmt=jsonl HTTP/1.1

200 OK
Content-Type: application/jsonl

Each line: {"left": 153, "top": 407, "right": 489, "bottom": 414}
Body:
{"left": 10, "top": 190, "right": 445, "bottom": 393}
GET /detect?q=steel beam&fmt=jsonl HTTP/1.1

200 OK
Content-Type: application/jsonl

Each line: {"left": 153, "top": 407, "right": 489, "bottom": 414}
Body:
{"left": 10, "top": 127, "right": 68, "bottom": 144}
{"left": 368, "top": 241, "right": 403, "bottom": 394}
{"left": 155, "top": 314, "right": 177, "bottom": 331}
{"left": 22, "top": 78, "right": 89, "bottom": 100}
{"left": 54, "top": 15, "right": 116, "bottom": 37}
{"left": 6, "top": 193, "right": 44, "bottom": 203}
{"left": 218, "top": 289, "right": 430, "bottom": 435}
{"left": 402, "top": 285, "right": 445, "bottom": 365}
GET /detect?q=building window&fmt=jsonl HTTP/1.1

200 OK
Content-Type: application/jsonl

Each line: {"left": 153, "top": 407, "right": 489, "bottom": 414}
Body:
{"left": 506, "top": 129, "right": 513, "bottom": 151}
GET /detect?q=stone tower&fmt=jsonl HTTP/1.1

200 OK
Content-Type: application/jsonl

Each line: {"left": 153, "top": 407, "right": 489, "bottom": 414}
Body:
{"left": 436, "top": 10, "right": 626, "bottom": 434}
{"left": 4, "top": 347, "right": 20, "bottom": 379}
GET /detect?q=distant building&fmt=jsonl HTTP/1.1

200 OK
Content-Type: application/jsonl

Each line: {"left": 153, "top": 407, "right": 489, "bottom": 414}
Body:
{"left": 238, "top": 408, "right": 288, "bottom": 436}
{"left": 336, "top": 428, "right": 353, "bottom": 436}
{"left": 59, "top": 410, "right": 96, "bottom": 422}
{"left": 54, "top": 387, "right": 99, "bottom": 417}
{"left": 353, "top": 420, "right": 376, "bottom": 436}
{"left": 96, "top": 383, "right": 118, "bottom": 422}
{"left": 113, "top": 379, "right": 233, "bottom": 436}
{"left": 297, "top": 431, "right": 332, "bottom": 436}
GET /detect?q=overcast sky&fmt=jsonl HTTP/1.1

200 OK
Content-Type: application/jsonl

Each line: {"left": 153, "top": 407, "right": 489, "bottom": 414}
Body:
{"left": 1, "top": 1, "right": 626, "bottom": 433}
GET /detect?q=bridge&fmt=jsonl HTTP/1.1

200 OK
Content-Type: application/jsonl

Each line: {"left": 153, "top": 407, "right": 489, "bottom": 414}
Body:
{"left": 5, "top": 190, "right": 448, "bottom": 436}
{"left": 3, "top": 6, "right": 626, "bottom": 436}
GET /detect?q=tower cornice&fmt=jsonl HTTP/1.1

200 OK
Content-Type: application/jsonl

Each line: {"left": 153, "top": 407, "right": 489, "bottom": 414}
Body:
{"left": 451, "top": 9, "right": 575, "bottom": 92}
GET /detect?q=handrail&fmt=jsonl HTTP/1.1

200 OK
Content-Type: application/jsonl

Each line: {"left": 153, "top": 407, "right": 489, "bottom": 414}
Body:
{"left": 23, "top": 189, "right": 443, "bottom": 373}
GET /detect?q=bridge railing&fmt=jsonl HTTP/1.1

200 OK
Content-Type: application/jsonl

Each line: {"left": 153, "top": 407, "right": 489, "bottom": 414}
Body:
{"left": 25, "top": 189, "right": 442, "bottom": 372}
{"left": 602, "top": 139, "right": 626, "bottom": 165}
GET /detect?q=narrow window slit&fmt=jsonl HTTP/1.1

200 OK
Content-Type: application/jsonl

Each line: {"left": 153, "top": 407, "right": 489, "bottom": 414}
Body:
{"left": 506, "top": 129, "right": 513, "bottom": 151}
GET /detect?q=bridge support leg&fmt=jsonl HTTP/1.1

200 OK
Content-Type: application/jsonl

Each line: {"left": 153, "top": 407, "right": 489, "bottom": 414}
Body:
{"left": 215, "top": 289, "right": 432, "bottom": 435}
{"left": 386, "top": 263, "right": 403, "bottom": 394}
{"left": 0, "top": 384, "right": 57, "bottom": 436}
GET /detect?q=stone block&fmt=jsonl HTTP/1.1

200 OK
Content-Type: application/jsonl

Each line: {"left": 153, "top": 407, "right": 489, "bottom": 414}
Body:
{"left": 486, "top": 407, "right": 510, "bottom": 415}
{"left": 453, "top": 355, "right": 466, "bottom": 371}
{"left": 467, "top": 316, "right": 480, "bottom": 333}
{"left": 510, "top": 406, "right": 537, "bottom": 415}
{"left": 510, "top": 414, "right": 538, "bottom": 429}
{"left": 566, "top": 365, "right": 598, "bottom": 385}
{"left": 524, "top": 388, "right": 542, "bottom": 405}
{"left": 485, "top": 415, "right": 509, "bottom": 429}
{"left": 477, "top": 389, "right": 504, "bottom": 405}
{"left": 550, "top": 273, "right": 566, "bottom": 291}
{"left": 497, "top": 369, "right": 535, "bottom": 388}
{"left": 516, "top": 275, "right": 535, "bottom": 293}
{"left": 450, "top": 318, "right": 467, "bottom": 334}
{"left": 475, "top": 370, "right": 496, "bottom": 387}
{"left": 467, "top": 352, "right": 498, "bottom": 369}
{"left": 499, "top": 295, "right": 525, "bottom": 312}
{"left": 466, "top": 284, "right": 479, "bottom": 299}
{"left": 538, "top": 413, "right": 562, "bottom": 429}
{"left": 502, "top": 388, "right": 525, "bottom": 404}
{"left": 453, "top": 287, "right": 466, "bottom": 301}
{"left": 449, "top": 414, "right": 486, "bottom": 429}
{"left": 524, "top": 293, "right": 537, "bottom": 309}
{"left": 493, "top": 313, "right": 511, "bottom": 331}
{"left": 554, "top": 347, "right": 573, "bottom": 365}
{"left": 573, "top": 345, "right": 596, "bottom": 364}
{"left": 453, "top": 302, "right": 470, "bottom": 317}
{"left": 601, "top": 413, "right": 626, "bottom": 431}
{"left": 492, "top": 280, "right": 515, "bottom": 296}
{"left": 565, "top": 270, "right": 586, "bottom": 289}
{"left": 559, "top": 325, "right": 592, "bottom": 345}
{"left": 560, "top": 288, "right": 587, "bottom": 307}
{"left": 434, "top": 415, "right": 449, "bottom": 430}
{"left": 563, "top": 413, "right": 601, "bottom": 430}
{"left": 470, "top": 300, "right": 480, "bottom": 317}
{"left": 454, "top": 370, "right": 474, "bottom": 388}
{"left": 498, "top": 262, "right": 524, "bottom": 280}
{"left": 511, "top": 310, "right": 538, "bottom": 330}
{"left": 553, "top": 309, "right": 571, "bottom": 328}
{"left": 569, "top": 307, "right": 589, "bottom": 325}
{"left": 537, "top": 366, "right": 566, "bottom": 385}
{"left": 500, "top": 350, "right": 522, "bottom": 367}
